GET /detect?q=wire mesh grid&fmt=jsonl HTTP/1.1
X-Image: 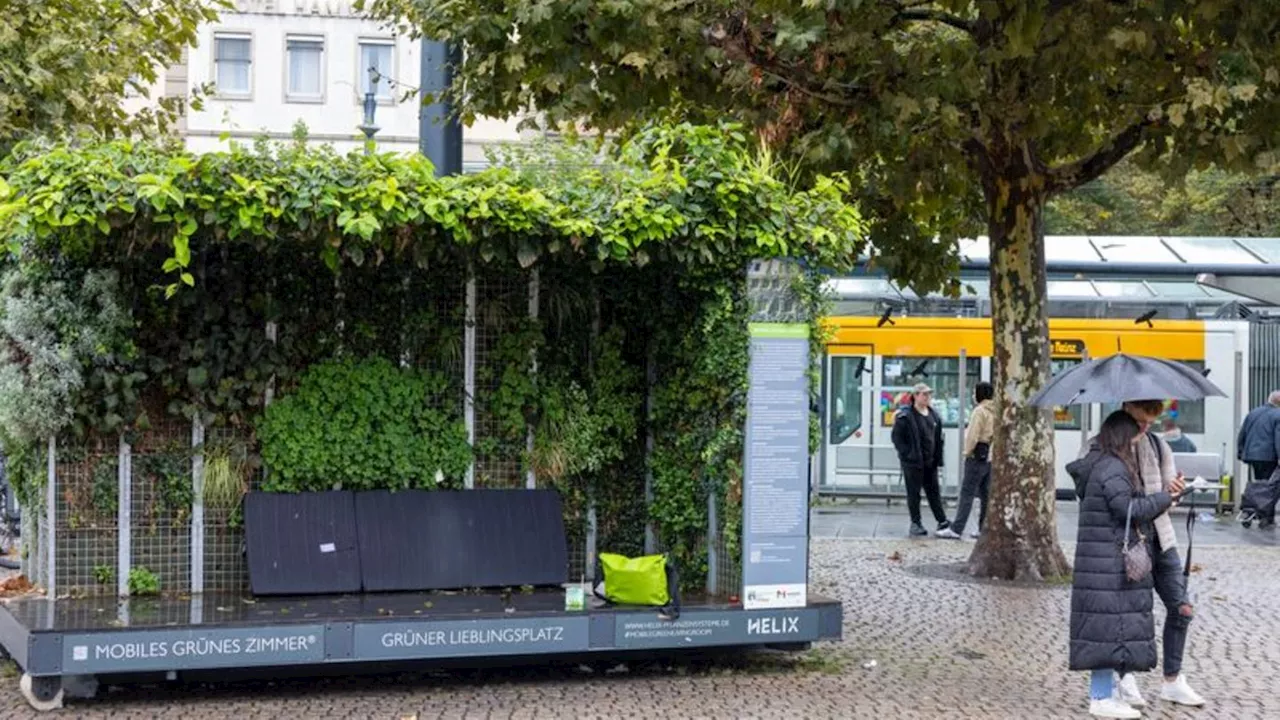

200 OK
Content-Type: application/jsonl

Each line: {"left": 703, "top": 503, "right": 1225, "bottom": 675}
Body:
{"left": 53, "top": 446, "right": 119, "bottom": 596}
{"left": 473, "top": 266, "right": 531, "bottom": 489}
{"left": 203, "top": 424, "right": 254, "bottom": 594}
{"left": 130, "top": 422, "right": 192, "bottom": 597}
{"left": 710, "top": 529, "right": 742, "bottom": 600}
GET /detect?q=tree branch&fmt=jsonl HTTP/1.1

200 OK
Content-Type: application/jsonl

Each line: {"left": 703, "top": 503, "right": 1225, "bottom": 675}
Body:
{"left": 1048, "top": 119, "right": 1156, "bottom": 193}
{"left": 894, "top": 8, "right": 976, "bottom": 34}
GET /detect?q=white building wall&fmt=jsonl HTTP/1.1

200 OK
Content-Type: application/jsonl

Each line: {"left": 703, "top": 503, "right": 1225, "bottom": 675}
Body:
{"left": 158, "top": 0, "right": 533, "bottom": 163}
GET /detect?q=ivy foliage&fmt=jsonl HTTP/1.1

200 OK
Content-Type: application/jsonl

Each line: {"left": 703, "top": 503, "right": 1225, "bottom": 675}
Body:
{"left": 0, "top": 124, "right": 864, "bottom": 298}
{"left": 257, "top": 357, "right": 471, "bottom": 493}
{"left": 0, "top": 126, "right": 863, "bottom": 589}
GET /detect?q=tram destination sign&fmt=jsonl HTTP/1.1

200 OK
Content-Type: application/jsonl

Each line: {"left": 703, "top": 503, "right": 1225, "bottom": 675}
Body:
{"left": 352, "top": 616, "right": 590, "bottom": 660}
{"left": 1050, "top": 338, "right": 1086, "bottom": 357}
{"left": 60, "top": 624, "right": 326, "bottom": 673}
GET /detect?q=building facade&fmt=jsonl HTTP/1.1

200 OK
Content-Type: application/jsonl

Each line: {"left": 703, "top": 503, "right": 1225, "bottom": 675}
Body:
{"left": 149, "top": 0, "right": 530, "bottom": 164}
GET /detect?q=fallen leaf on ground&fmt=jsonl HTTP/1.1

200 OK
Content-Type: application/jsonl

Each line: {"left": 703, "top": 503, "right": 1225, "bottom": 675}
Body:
{"left": 887, "top": 551, "right": 903, "bottom": 562}
{"left": 1211, "top": 595, "right": 1227, "bottom": 602}
{"left": 1190, "top": 564, "right": 1203, "bottom": 573}
{"left": 0, "top": 576, "right": 35, "bottom": 597}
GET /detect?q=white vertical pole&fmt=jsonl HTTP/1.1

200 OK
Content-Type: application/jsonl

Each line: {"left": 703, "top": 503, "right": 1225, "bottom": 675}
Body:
{"left": 464, "top": 270, "right": 477, "bottom": 490}
{"left": 1234, "top": 349, "right": 1245, "bottom": 507}
{"left": 526, "top": 269, "right": 539, "bottom": 490}
{"left": 264, "top": 321, "right": 279, "bottom": 406}
{"left": 117, "top": 435, "right": 131, "bottom": 598}
{"left": 1080, "top": 350, "right": 1091, "bottom": 448}
{"left": 190, "top": 420, "right": 205, "bottom": 598}
{"left": 45, "top": 436, "right": 56, "bottom": 599}
{"left": 956, "top": 348, "right": 968, "bottom": 498}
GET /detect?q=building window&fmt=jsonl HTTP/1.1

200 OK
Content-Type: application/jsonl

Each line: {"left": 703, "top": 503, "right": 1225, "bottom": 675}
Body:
{"left": 214, "top": 35, "right": 253, "bottom": 97}
{"left": 286, "top": 37, "right": 325, "bottom": 101}
{"left": 879, "top": 357, "right": 981, "bottom": 428}
{"left": 829, "top": 356, "right": 865, "bottom": 445}
{"left": 359, "top": 41, "right": 394, "bottom": 101}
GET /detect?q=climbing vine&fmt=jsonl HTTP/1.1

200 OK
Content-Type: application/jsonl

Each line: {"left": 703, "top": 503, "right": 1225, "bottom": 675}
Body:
{"left": 0, "top": 125, "right": 864, "bottom": 588}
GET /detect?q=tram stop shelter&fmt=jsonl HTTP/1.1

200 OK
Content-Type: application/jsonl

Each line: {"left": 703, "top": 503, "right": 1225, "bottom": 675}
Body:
{"left": 0, "top": 136, "right": 855, "bottom": 710}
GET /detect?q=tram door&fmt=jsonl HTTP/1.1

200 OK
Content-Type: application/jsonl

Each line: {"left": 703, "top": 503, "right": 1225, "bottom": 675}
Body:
{"left": 822, "top": 345, "right": 890, "bottom": 494}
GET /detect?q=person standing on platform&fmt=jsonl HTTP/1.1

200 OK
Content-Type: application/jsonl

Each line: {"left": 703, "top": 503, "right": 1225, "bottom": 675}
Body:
{"left": 939, "top": 381, "right": 994, "bottom": 540}
{"left": 892, "top": 383, "right": 952, "bottom": 537}
{"left": 1161, "top": 420, "right": 1197, "bottom": 453}
{"left": 1238, "top": 391, "right": 1280, "bottom": 528}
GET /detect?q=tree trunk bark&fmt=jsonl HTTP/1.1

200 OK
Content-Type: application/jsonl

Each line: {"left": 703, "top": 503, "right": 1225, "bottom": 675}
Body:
{"left": 967, "top": 151, "right": 1072, "bottom": 582}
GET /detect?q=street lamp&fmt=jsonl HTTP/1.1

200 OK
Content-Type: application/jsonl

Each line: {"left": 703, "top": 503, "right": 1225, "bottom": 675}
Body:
{"left": 359, "top": 66, "right": 381, "bottom": 154}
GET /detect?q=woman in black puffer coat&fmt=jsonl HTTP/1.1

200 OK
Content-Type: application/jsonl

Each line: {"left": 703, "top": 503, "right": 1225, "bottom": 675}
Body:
{"left": 1066, "top": 410, "right": 1175, "bottom": 719}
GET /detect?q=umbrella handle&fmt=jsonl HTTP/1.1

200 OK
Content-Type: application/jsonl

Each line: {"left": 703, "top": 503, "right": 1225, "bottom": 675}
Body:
{"left": 1183, "top": 494, "right": 1194, "bottom": 578}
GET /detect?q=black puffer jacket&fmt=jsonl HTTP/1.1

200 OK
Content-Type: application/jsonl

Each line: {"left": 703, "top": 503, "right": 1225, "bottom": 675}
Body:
{"left": 1065, "top": 449, "right": 1172, "bottom": 673}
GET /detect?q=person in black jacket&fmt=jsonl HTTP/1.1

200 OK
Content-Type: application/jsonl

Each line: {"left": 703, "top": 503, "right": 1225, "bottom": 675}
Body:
{"left": 1066, "top": 410, "right": 1181, "bottom": 719}
{"left": 1238, "top": 391, "right": 1280, "bottom": 528}
{"left": 891, "top": 382, "right": 951, "bottom": 537}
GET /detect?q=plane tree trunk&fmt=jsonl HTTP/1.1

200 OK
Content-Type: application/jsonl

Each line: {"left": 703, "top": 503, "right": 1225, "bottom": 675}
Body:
{"left": 966, "top": 138, "right": 1072, "bottom": 582}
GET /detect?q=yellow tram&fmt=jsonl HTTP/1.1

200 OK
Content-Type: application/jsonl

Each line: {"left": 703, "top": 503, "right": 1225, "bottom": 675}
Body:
{"left": 820, "top": 316, "right": 1249, "bottom": 495}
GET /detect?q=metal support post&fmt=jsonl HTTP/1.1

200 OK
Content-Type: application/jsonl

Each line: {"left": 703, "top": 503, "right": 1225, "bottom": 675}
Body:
{"left": 706, "top": 487, "right": 719, "bottom": 596}
{"left": 956, "top": 348, "right": 967, "bottom": 498}
{"left": 117, "top": 436, "right": 132, "bottom": 598}
{"left": 45, "top": 436, "right": 56, "bottom": 598}
{"left": 464, "top": 270, "right": 477, "bottom": 490}
{"left": 190, "top": 421, "right": 205, "bottom": 596}
{"left": 1234, "top": 350, "right": 1245, "bottom": 508}
{"left": 526, "top": 269, "right": 539, "bottom": 490}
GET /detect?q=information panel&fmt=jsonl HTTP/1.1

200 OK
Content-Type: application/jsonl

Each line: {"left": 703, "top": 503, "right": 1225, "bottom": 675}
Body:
{"left": 352, "top": 616, "right": 590, "bottom": 660}
{"left": 742, "top": 323, "right": 810, "bottom": 610}
{"left": 61, "top": 624, "right": 326, "bottom": 674}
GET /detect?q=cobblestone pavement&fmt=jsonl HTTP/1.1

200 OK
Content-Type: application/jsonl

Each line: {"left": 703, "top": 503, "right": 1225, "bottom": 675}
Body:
{"left": 0, "top": 539, "right": 1276, "bottom": 719}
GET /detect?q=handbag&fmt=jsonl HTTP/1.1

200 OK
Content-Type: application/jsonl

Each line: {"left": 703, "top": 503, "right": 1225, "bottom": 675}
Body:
{"left": 1121, "top": 498, "right": 1153, "bottom": 582}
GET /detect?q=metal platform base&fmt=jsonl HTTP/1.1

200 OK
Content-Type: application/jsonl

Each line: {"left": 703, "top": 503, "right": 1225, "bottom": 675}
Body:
{"left": 0, "top": 588, "right": 842, "bottom": 708}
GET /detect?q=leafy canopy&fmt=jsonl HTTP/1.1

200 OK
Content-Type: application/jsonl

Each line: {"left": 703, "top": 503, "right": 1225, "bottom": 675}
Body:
{"left": 0, "top": 125, "right": 866, "bottom": 293}
{"left": 0, "top": 0, "right": 222, "bottom": 153}
{"left": 360, "top": 0, "right": 1280, "bottom": 282}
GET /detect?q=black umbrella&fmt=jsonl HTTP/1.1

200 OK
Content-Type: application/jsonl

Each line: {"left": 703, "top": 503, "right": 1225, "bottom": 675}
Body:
{"left": 1031, "top": 353, "right": 1227, "bottom": 579}
{"left": 1029, "top": 353, "right": 1225, "bottom": 408}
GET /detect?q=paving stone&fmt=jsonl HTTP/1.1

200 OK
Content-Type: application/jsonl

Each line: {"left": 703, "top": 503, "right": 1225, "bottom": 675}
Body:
{"left": 0, "top": 540, "right": 1275, "bottom": 718}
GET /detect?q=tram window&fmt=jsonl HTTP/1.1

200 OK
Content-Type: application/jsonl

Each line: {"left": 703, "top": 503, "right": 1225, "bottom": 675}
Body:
{"left": 1050, "top": 359, "right": 1083, "bottom": 430}
{"left": 1100, "top": 361, "right": 1205, "bottom": 434}
{"left": 880, "top": 356, "right": 982, "bottom": 428}
{"left": 829, "top": 357, "right": 864, "bottom": 444}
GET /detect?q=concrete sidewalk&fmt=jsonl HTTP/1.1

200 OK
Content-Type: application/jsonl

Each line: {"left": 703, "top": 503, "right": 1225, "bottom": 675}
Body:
{"left": 811, "top": 497, "right": 1280, "bottom": 547}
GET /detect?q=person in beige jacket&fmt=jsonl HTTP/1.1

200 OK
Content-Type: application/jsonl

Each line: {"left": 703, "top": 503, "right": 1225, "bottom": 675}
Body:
{"left": 1081, "top": 399, "right": 1203, "bottom": 709}
{"left": 940, "top": 382, "right": 995, "bottom": 540}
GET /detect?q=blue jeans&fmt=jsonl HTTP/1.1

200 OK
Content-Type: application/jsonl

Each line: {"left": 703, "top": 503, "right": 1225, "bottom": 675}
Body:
{"left": 1090, "top": 670, "right": 1115, "bottom": 700}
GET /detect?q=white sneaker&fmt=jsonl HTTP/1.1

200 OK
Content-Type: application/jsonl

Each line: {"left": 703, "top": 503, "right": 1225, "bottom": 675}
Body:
{"left": 1089, "top": 698, "right": 1141, "bottom": 719}
{"left": 1160, "top": 675, "right": 1205, "bottom": 706}
{"left": 969, "top": 530, "right": 980, "bottom": 539}
{"left": 935, "top": 527, "right": 962, "bottom": 539}
{"left": 1117, "top": 673, "right": 1147, "bottom": 707}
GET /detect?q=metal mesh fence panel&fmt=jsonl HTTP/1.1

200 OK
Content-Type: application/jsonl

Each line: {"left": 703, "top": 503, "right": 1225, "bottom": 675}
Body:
{"left": 203, "top": 424, "right": 254, "bottom": 594}
{"left": 473, "top": 265, "right": 529, "bottom": 489}
{"left": 130, "top": 423, "right": 192, "bottom": 597}
{"left": 53, "top": 444, "right": 119, "bottom": 596}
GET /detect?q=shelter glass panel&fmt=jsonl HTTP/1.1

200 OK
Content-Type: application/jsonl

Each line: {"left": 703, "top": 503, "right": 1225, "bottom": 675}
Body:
{"left": 879, "top": 356, "right": 981, "bottom": 428}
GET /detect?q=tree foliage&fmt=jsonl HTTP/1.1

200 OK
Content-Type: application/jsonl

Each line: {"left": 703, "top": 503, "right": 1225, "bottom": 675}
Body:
{"left": 358, "top": 0, "right": 1280, "bottom": 581}
{"left": 0, "top": 0, "right": 222, "bottom": 153}
{"left": 1049, "top": 159, "right": 1280, "bottom": 236}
